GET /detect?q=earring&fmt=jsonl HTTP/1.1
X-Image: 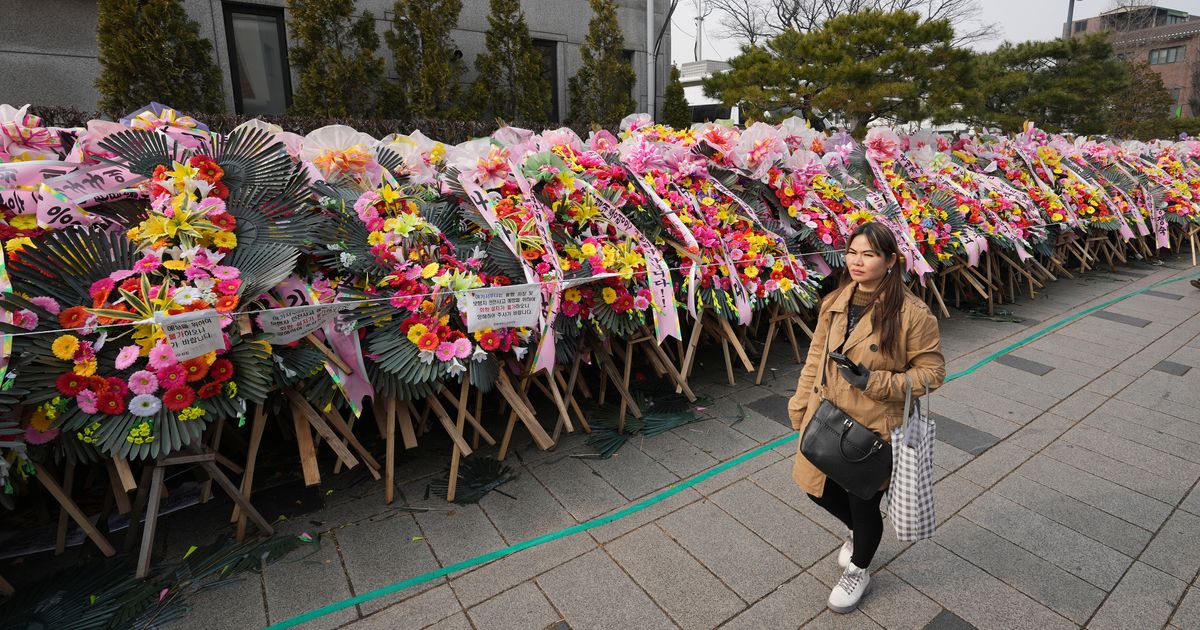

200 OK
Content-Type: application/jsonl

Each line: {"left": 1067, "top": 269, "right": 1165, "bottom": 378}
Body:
{"left": 887, "top": 267, "right": 893, "bottom": 275}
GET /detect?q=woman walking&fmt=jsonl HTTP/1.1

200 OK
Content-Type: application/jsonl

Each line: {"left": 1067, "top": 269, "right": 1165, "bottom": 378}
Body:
{"left": 788, "top": 222, "right": 945, "bottom": 613}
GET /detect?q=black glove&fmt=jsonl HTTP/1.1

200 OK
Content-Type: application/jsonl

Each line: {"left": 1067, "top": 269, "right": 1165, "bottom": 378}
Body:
{"left": 838, "top": 361, "right": 870, "bottom": 390}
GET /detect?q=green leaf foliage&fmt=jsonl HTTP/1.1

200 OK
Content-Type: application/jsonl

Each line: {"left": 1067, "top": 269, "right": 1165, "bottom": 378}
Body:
{"left": 568, "top": 0, "right": 637, "bottom": 126}
{"left": 468, "top": 0, "right": 552, "bottom": 121}
{"left": 969, "top": 33, "right": 1129, "bottom": 135}
{"left": 386, "top": 0, "right": 467, "bottom": 118}
{"left": 95, "top": 0, "right": 224, "bottom": 115}
{"left": 287, "top": 0, "right": 385, "bottom": 117}
{"left": 662, "top": 64, "right": 691, "bottom": 128}
{"left": 704, "top": 10, "right": 976, "bottom": 133}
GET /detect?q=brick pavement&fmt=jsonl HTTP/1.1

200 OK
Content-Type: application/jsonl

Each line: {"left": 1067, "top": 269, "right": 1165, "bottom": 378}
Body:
{"left": 167, "top": 256, "right": 1200, "bottom": 629}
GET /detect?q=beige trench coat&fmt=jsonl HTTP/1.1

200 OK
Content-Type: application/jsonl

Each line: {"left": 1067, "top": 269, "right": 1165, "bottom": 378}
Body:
{"left": 787, "top": 284, "right": 946, "bottom": 497}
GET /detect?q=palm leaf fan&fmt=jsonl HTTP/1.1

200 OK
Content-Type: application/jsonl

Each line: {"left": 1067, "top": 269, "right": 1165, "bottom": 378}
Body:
{"left": 366, "top": 361, "right": 436, "bottom": 401}
{"left": 10, "top": 226, "right": 138, "bottom": 306}
{"left": 312, "top": 211, "right": 392, "bottom": 278}
{"left": 481, "top": 237, "right": 527, "bottom": 281}
{"left": 227, "top": 334, "right": 274, "bottom": 404}
{"left": 210, "top": 126, "right": 295, "bottom": 193}
{"left": 426, "top": 457, "right": 517, "bottom": 505}
{"left": 844, "top": 143, "right": 872, "bottom": 184}
{"left": 468, "top": 353, "right": 498, "bottom": 393}
{"left": 376, "top": 145, "right": 405, "bottom": 174}
{"left": 226, "top": 184, "right": 326, "bottom": 249}
{"left": 224, "top": 242, "right": 300, "bottom": 302}
{"left": 366, "top": 326, "right": 447, "bottom": 386}
{"left": 97, "top": 128, "right": 190, "bottom": 178}
{"left": 420, "top": 198, "right": 464, "bottom": 237}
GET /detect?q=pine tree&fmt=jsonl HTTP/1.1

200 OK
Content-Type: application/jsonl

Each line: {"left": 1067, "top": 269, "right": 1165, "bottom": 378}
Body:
{"left": 468, "top": 0, "right": 552, "bottom": 121}
{"left": 386, "top": 0, "right": 465, "bottom": 118}
{"left": 568, "top": 0, "right": 637, "bottom": 126}
{"left": 662, "top": 65, "right": 691, "bottom": 128}
{"left": 287, "top": 0, "right": 384, "bottom": 117}
{"left": 95, "top": 0, "right": 224, "bottom": 115}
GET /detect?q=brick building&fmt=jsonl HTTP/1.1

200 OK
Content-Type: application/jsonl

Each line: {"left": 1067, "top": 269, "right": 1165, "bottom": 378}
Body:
{"left": 1, "top": 0, "right": 672, "bottom": 122}
{"left": 1068, "top": 4, "right": 1200, "bottom": 117}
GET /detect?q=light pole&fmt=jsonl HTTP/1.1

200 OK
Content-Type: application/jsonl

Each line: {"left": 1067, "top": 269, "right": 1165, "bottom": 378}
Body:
{"left": 1065, "top": 0, "right": 1080, "bottom": 39}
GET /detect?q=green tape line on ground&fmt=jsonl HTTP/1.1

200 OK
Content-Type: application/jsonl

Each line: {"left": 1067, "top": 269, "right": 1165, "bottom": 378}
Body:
{"left": 267, "top": 269, "right": 1199, "bottom": 629}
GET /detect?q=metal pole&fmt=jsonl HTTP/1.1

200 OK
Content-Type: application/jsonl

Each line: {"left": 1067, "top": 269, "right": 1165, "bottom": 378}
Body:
{"left": 648, "top": 0, "right": 656, "bottom": 119}
{"left": 1065, "top": 0, "right": 1076, "bottom": 39}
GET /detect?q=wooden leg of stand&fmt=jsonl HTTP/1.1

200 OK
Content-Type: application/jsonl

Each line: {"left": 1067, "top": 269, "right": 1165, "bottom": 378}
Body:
{"left": 34, "top": 463, "right": 115, "bottom": 558}
{"left": 292, "top": 402, "right": 321, "bottom": 487}
{"left": 721, "top": 336, "right": 735, "bottom": 385}
{"left": 200, "top": 419, "right": 224, "bottom": 504}
{"left": 592, "top": 345, "right": 643, "bottom": 418}
{"left": 677, "top": 316, "right": 704, "bottom": 393}
{"left": 0, "top": 574, "right": 12, "bottom": 596}
{"left": 755, "top": 317, "right": 779, "bottom": 385}
{"left": 200, "top": 457, "right": 273, "bottom": 537}
{"left": 135, "top": 463, "right": 165, "bottom": 578}
{"left": 617, "top": 340, "right": 634, "bottom": 433}
{"left": 396, "top": 399, "right": 418, "bottom": 450}
{"left": 555, "top": 368, "right": 590, "bottom": 433}
{"left": 644, "top": 334, "right": 696, "bottom": 401}
{"left": 717, "top": 316, "right": 755, "bottom": 372}
{"left": 125, "top": 465, "right": 153, "bottom": 554}
{"left": 106, "top": 460, "right": 132, "bottom": 515}
{"left": 325, "top": 406, "right": 381, "bottom": 478}
{"left": 439, "top": 385, "right": 496, "bottom": 445}
{"left": 447, "top": 376, "right": 470, "bottom": 503}
{"left": 385, "top": 401, "right": 397, "bottom": 504}
{"left": 54, "top": 463, "right": 75, "bottom": 555}
{"left": 235, "top": 405, "right": 267, "bottom": 539}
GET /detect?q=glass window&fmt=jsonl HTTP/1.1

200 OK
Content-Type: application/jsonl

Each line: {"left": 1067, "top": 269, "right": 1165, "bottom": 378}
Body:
{"left": 532, "top": 39, "right": 559, "bottom": 122}
{"left": 224, "top": 4, "right": 291, "bottom": 115}
{"left": 1149, "top": 46, "right": 1184, "bottom": 65}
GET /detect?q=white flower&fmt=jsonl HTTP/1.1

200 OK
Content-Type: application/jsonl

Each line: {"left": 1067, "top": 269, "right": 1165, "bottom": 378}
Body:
{"left": 446, "top": 359, "right": 466, "bottom": 377}
{"left": 340, "top": 252, "right": 358, "bottom": 267}
{"left": 471, "top": 346, "right": 488, "bottom": 363}
{"left": 129, "top": 394, "right": 163, "bottom": 417}
{"left": 419, "top": 349, "right": 436, "bottom": 364}
{"left": 513, "top": 346, "right": 529, "bottom": 360}
{"left": 173, "top": 287, "right": 201, "bottom": 305}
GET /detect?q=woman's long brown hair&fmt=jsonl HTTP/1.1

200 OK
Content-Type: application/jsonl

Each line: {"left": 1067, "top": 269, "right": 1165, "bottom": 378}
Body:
{"left": 838, "top": 222, "right": 905, "bottom": 359}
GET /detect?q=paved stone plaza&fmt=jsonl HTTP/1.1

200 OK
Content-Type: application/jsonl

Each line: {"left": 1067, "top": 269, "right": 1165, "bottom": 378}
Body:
{"left": 165, "top": 256, "right": 1200, "bottom": 629}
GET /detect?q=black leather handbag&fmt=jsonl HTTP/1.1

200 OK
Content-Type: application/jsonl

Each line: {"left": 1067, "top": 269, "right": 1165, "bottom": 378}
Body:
{"left": 800, "top": 315, "right": 893, "bottom": 500}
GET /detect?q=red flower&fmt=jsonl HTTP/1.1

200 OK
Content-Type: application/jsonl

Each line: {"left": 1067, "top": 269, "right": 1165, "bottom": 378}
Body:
{"left": 209, "top": 213, "right": 236, "bottom": 230}
{"left": 58, "top": 306, "right": 88, "bottom": 330}
{"left": 215, "top": 295, "right": 239, "bottom": 313}
{"left": 181, "top": 357, "right": 210, "bottom": 382}
{"left": 97, "top": 392, "right": 126, "bottom": 415}
{"left": 416, "top": 332, "right": 440, "bottom": 352}
{"left": 188, "top": 155, "right": 225, "bottom": 183}
{"left": 87, "top": 376, "right": 109, "bottom": 392}
{"left": 614, "top": 295, "right": 635, "bottom": 313}
{"left": 210, "top": 182, "right": 229, "bottom": 200}
{"left": 197, "top": 382, "right": 223, "bottom": 399}
{"left": 104, "top": 377, "right": 129, "bottom": 397}
{"left": 163, "top": 386, "right": 196, "bottom": 411}
{"left": 208, "top": 359, "right": 234, "bottom": 383}
{"left": 119, "top": 277, "right": 141, "bottom": 293}
{"left": 56, "top": 373, "right": 87, "bottom": 396}
{"left": 478, "top": 331, "right": 500, "bottom": 351}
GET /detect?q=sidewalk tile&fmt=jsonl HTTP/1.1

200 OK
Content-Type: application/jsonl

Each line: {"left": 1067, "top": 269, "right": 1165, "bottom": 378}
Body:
{"left": 449, "top": 533, "right": 595, "bottom": 608}
{"left": 693, "top": 446, "right": 782, "bottom": 497}
{"left": 466, "top": 582, "right": 559, "bottom": 630}
{"left": 672, "top": 418, "right": 760, "bottom": 461}
{"left": 991, "top": 474, "right": 1151, "bottom": 558}
{"left": 719, "top": 572, "right": 827, "bottom": 629}
{"left": 589, "top": 487, "right": 702, "bottom": 544}
{"left": 938, "top": 387, "right": 1042, "bottom": 426}
{"left": 749, "top": 458, "right": 851, "bottom": 535}
{"left": 1183, "top": 484, "right": 1200, "bottom": 517}
{"left": 922, "top": 609, "right": 976, "bottom": 629}
{"left": 932, "top": 475, "right": 986, "bottom": 526}
{"left": 857, "top": 569, "right": 943, "bottom": 629}
{"left": 956, "top": 442, "right": 1033, "bottom": 489}
{"left": 1062, "top": 425, "right": 1200, "bottom": 482}
{"left": 536, "top": 549, "right": 676, "bottom": 630}
{"left": 636, "top": 430, "right": 719, "bottom": 479}
{"left": 1170, "top": 587, "right": 1200, "bottom": 629}
{"left": 931, "top": 413, "right": 1002, "bottom": 456}
{"left": 1087, "top": 562, "right": 1187, "bottom": 630}
{"left": 582, "top": 444, "right": 678, "bottom": 501}
{"left": 1043, "top": 442, "right": 1191, "bottom": 505}
{"left": 1016, "top": 455, "right": 1173, "bottom": 531}
{"left": 803, "top": 609, "right": 883, "bottom": 628}
{"left": 935, "top": 517, "right": 1105, "bottom": 624}
{"left": 263, "top": 536, "right": 358, "bottom": 629}
{"left": 425, "top": 612, "right": 471, "bottom": 629}
{"left": 478, "top": 469, "right": 577, "bottom": 543}
{"left": 927, "top": 397, "right": 1021, "bottom": 439}
{"left": 1006, "top": 413, "right": 1074, "bottom": 452}
{"left": 993, "top": 354, "right": 1054, "bottom": 376}
{"left": 607, "top": 525, "right": 745, "bottom": 628}
{"left": 710, "top": 479, "right": 839, "bottom": 568}
{"left": 960, "top": 492, "right": 1132, "bottom": 590}
{"left": 1154, "top": 360, "right": 1193, "bottom": 376}
{"left": 162, "top": 577, "right": 266, "bottom": 630}
{"left": 336, "top": 514, "right": 443, "bottom": 614}
{"left": 529, "top": 454, "right": 627, "bottom": 522}
{"left": 1140, "top": 510, "right": 1200, "bottom": 582}
{"left": 657, "top": 499, "right": 799, "bottom": 601}
{"left": 414, "top": 504, "right": 507, "bottom": 568}
{"left": 889, "top": 542, "right": 1074, "bottom": 630}
{"left": 1046, "top": 389, "right": 1109, "bottom": 422}
{"left": 346, "top": 585, "right": 461, "bottom": 630}
{"left": 1082, "top": 370, "right": 1138, "bottom": 396}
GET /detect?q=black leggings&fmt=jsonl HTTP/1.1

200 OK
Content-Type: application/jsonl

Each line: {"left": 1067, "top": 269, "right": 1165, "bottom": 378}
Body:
{"left": 808, "top": 478, "right": 885, "bottom": 569}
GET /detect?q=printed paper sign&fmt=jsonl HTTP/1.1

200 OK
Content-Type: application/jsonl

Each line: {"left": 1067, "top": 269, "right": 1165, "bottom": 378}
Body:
{"left": 155, "top": 309, "right": 224, "bottom": 360}
{"left": 461, "top": 284, "right": 541, "bottom": 332}
{"left": 258, "top": 303, "right": 342, "bottom": 345}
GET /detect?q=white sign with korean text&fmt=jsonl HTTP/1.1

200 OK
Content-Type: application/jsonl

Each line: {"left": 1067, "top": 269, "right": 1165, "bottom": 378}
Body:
{"left": 155, "top": 309, "right": 225, "bottom": 361}
{"left": 460, "top": 284, "right": 541, "bottom": 333}
{"left": 258, "top": 303, "right": 343, "bottom": 345}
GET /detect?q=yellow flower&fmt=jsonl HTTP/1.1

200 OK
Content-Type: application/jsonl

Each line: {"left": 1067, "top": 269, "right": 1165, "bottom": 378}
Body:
{"left": 52, "top": 335, "right": 80, "bottom": 361}
{"left": 407, "top": 323, "right": 428, "bottom": 344}
{"left": 30, "top": 409, "right": 52, "bottom": 432}
{"left": 162, "top": 259, "right": 188, "bottom": 270}
{"left": 601, "top": 287, "right": 617, "bottom": 304}
{"left": 581, "top": 243, "right": 597, "bottom": 257}
{"left": 73, "top": 359, "right": 97, "bottom": 377}
{"left": 421, "top": 263, "right": 440, "bottom": 279}
{"left": 367, "top": 232, "right": 384, "bottom": 246}
{"left": 9, "top": 214, "right": 36, "bottom": 230}
{"left": 380, "top": 185, "right": 401, "bottom": 204}
{"left": 744, "top": 266, "right": 759, "bottom": 278}
{"left": 127, "top": 227, "right": 142, "bottom": 240}
{"left": 5, "top": 237, "right": 33, "bottom": 253}
{"left": 212, "top": 231, "right": 237, "bottom": 248}
{"left": 564, "top": 288, "right": 582, "bottom": 303}
{"left": 778, "top": 277, "right": 794, "bottom": 292}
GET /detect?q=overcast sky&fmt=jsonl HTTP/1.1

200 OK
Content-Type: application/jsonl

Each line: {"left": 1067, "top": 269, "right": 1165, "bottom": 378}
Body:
{"left": 669, "top": 0, "right": 1200, "bottom": 64}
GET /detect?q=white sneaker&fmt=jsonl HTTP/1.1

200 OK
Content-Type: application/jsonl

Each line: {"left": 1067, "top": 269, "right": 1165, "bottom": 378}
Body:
{"left": 828, "top": 563, "right": 871, "bottom": 613}
{"left": 837, "top": 534, "right": 854, "bottom": 569}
